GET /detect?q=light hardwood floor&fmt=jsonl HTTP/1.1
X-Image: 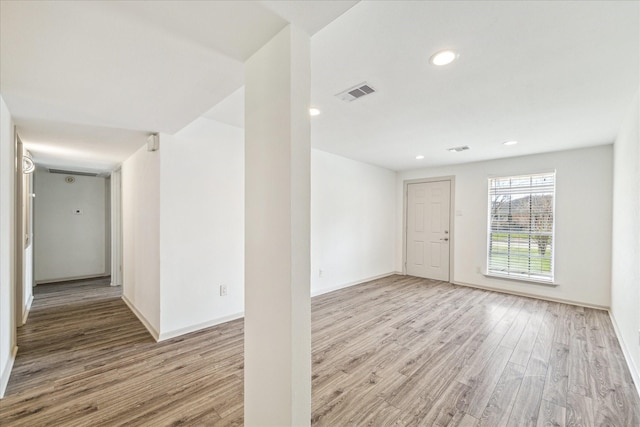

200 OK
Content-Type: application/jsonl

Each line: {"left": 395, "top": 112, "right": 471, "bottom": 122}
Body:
{"left": 1, "top": 275, "right": 639, "bottom": 426}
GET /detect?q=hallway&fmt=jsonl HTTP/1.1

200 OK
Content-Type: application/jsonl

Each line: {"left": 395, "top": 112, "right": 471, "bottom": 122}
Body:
{"left": 2, "top": 278, "right": 244, "bottom": 425}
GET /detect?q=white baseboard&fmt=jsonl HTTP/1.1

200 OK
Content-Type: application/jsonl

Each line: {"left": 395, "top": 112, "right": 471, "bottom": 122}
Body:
{"left": 36, "top": 274, "right": 110, "bottom": 285}
{"left": 451, "top": 280, "right": 609, "bottom": 311}
{"left": 311, "top": 272, "right": 397, "bottom": 297}
{"left": 158, "top": 273, "right": 402, "bottom": 340}
{"left": 158, "top": 273, "right": 400, "bottom": 340}
{"left": 129, "top": 273, "right": 400, "bottom": 342}
{"left": 121, "top": 295, "right": 159, "bottom": 342}
{"left": 0, "top": 346, "right": 18, "bottom": 399}
{"left": 22, "top": 294, "right": 33, "bottom": 324}
{"left": 608, "top": 311, "right": 640, "bottom": 399}
{"left": 158, "top": 312, "right": 244, "bottom": 342}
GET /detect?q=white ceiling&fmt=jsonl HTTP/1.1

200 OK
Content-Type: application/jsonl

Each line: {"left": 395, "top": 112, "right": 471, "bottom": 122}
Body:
{"left": 0, "top": 0, "right": 356, "bottom": 171}
{"left": 307, "top": 1, "right": 639, "bottom": 170}
{"left": 15, "top": 119, "right": 149, "bottom": 174}
{"left": 1, "top": 1, "right": 638, "bottom": 172}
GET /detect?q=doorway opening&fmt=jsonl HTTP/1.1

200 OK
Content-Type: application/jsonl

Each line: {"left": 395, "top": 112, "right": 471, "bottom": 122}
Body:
{"left": 33, "top": 169, "right": 112, "bottom": 286}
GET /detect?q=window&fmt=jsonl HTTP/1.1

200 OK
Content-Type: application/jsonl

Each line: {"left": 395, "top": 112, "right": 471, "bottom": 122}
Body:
{"left": 487, "top": 172, "right": 555, "bottom": 283}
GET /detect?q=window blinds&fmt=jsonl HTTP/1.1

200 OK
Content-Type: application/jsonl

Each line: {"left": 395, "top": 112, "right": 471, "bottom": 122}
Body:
{"left": 487, "top": 172, "right": 555, "bottom": 282}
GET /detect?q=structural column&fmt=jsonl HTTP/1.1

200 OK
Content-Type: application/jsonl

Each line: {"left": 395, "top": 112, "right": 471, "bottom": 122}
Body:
{"left": 244, "top": 25, "right": 311, "bottom": 426}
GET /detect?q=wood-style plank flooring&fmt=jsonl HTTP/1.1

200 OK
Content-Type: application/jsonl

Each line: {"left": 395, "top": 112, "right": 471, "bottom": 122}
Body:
{"left": 1, "top": 275, "right": 639, "bottom": 426}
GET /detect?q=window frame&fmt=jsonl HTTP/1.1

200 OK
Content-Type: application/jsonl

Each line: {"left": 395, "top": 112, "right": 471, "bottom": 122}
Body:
{"left": 485, "top": 171, "right": 557, "bottom": 285}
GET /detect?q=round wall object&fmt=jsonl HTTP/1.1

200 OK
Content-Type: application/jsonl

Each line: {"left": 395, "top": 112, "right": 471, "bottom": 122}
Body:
{"left": 65, "top": 176, "right": 75, "bottom": 184}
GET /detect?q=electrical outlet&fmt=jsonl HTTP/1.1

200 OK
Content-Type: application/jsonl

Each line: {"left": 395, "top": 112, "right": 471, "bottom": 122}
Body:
{"left": 476, "top": 266, "right": 481, "bottom": 274}
{"left": 318, "top": 269, "right": 324, "bottom": 278}
{"left": 220, "top": 285, "right": 228, "bottom": 296}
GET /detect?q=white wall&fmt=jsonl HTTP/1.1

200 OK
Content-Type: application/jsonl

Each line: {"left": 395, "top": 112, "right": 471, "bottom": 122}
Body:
{"left": 611, "top": 89, "right": 640, "bottom": 387}
{"left": 159, "top": 118, "right": 244, "bottom": 339}
{"left": 121, "top": 144, "right": 160, "bottom": 336}
{"left": 34, "top": 170, "right": 108, "bottom": 282}
{"left": 116, "top": 112, "right": 398, "bottom": 340}
{"left": 396, "top": 145, "right": 613, "bottom": 308}
{"left": 311, "top": 150, "right": 397, "bottom": 295}
{"left": 155, "top": 117, "right": 397, "bottom": 338}
{"left": 0, "top": 96, "right": 16, "bottom": 398}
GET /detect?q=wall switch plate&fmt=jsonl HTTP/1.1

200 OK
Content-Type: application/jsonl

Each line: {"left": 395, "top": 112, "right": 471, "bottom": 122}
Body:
{"left": 318, "top": 269, "right": 324, "bottom": 278}
{"left": 220, "top": 285, "right": 228, "bottom": 296}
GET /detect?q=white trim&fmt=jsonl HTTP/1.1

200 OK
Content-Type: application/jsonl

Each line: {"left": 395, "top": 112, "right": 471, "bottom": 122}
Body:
{"left": 15, "top": 134, "right": 24, "bottom": 328}
{"left": 452, "top": 280, "right": 609, "bottom": 311}
{"left": 121, "top": 295, "right": 159, "bottom": 342}
{"left": 158, "top": 312, "right": 244, "bottom": 342}
{"left": 153, "top": 273, "right": 403, "bottom": 340}
{"left": 311, "top": 272, "right": 396, "bottom": 297}
{"left": 110, "top": 169, "right": 123, "bottom": 287}
{"left": 21, "top": 294, "right": 33, "bottom": 324}
{"left": 163, "top": 272, "right": 402, "bottom": 340}
{"left": 608, "top": 311, "right": 640, "bottom": 399}
{"left": 0, "top": 345, "right": 18, "bottom": 398}
{"left": 35, "top": 274, "right": 110, "bottom": 285}
{"left": 482, "top": 273, "right": 559, "bottom": 287}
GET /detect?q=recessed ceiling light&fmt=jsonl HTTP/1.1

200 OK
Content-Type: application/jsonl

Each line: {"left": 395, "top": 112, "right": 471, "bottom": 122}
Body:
{"left": 503, "top": 140, "right": 518, "bottom": 146}
{"left": 415, "top": 155, "right": 425, "bottom": 160}
{"left": 309, "top": 108, "right": 321, "bottom": 116}
{"left": 430, "top": 50, "right": 458, "bottom": 66}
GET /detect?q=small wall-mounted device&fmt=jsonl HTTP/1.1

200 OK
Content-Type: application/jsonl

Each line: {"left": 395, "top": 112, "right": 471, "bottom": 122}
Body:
{"left": 74, "top": 209, "right": 83, "bottom": 215}
{"left": 147, "top": 133, "right": 159, "bottom": 152}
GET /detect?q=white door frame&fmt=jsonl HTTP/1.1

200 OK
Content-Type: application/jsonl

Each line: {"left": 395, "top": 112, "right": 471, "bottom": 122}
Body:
{"left": 403, "top": 176, "right": 455, "bottom": 281}
{"left": 110, "top": 169, "right": 122, "bottom": 287}
{"left": 15, "top": 132, "right": 36, "bottom": 327}
{"left": 14, "top": 132, "right": 24, "bottom": 327}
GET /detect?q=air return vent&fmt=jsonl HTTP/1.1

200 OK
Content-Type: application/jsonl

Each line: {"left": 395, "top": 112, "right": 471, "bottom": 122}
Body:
{"left": 447, "top": 145, "right": 470, "bottom": 153}
{"left": 336, "top": 82, "right": 376, "bottom": 102}
{"left": 49, "top": 169, "right": 99, "bottom": 177}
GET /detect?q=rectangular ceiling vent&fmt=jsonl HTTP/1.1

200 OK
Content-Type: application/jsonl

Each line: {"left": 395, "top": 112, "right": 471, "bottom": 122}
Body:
{"left": 336, "top": 82, "right": 376, "bottom": 102}
{"left": 49, "top": 169, "right": 99, "bottom": 177}
{"left": 447, "top": 145, "right": 471, "bottom": 153}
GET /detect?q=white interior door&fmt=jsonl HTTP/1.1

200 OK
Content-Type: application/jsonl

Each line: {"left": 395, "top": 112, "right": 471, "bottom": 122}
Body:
{"left": 406, "top": 180, "right": 451, "bottom": 281}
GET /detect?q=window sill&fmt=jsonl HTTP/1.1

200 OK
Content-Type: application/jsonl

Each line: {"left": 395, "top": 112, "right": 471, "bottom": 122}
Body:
{"left": 483, "top": 273, "right": 558, "bottom": 287}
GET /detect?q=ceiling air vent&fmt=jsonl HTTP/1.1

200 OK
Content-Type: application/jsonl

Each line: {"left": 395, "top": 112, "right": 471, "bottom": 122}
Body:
{"left": 336, "top": 82, "right": 376, "bottom": 102}
{"left": 49, "top": 169, "right": 99, "bottom": 177}
{"left": 447, "top": 145, "right": 470, "bottom": 153}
